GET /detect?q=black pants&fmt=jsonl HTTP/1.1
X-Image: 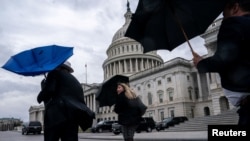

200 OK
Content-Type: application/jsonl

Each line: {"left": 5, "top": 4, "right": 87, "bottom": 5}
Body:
{"left": 44, "top": 121, "right": 79, "bottom": 141}
{"left": 121, "top": 124, "right": 138, "bottom": 140}
{"left": 237, "top": 96, "right": 250, "bottom": 126}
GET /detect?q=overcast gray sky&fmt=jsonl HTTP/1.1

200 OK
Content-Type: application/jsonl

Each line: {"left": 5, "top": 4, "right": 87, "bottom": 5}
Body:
{"left": 0, "top": 0, "right": 208, "bottom": 122}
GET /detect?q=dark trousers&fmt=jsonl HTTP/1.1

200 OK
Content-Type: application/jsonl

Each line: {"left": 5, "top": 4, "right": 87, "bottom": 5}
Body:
{"left": 44, "top": 121, "right": 79, "bottom": 141}
{"left": 121, "top": 124, "right": 138, "bottom": 140}
{"left": 237, "top": 96, "right": 250, "bottom": 126}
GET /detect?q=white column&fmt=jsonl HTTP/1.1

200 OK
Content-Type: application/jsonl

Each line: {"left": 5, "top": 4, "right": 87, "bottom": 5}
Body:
{"left": 118, "top": 61, "right": 121, "bottom": 74}
{"left": 107, "top": 64, "right": 110, "bottom": 78}
{"left": 93, "top": 93, "right": 96, "bottom": 112}
{"left": 113, "top": 63, "right": 115, "bottom": 75}
{"left": 211, "top": 73, "right": 216, "bottom": 84}
{"left": 129, "top": 59, "right": 133, "bottom": 73}
{"left": 90, "top": 94, "right": 93, "bottom": 111}
{"left": 104, "top": 67, "right": 106, "bottom": 79}
{"left": 136, "top": 59, "right": 138, "bottom": 72}
{"left": 141, "top": 59, "right": 144, "bottom": 70}
{"left": 109, "top": 64, "right": 111, "bottom": 76}
{"left": 87, "top": 95, "right": 90, "bottom": 109}
{"left": 197, "top": 73, "right": 203, "bottom": 100}
{"left": 124, "top": 60, "right": 127, "bottom": 73}
{"left": 113, "top": 62, "right": 116, "bottom": 75}
{"left": 146, "top": 59, "right": 149, "bottom": 69}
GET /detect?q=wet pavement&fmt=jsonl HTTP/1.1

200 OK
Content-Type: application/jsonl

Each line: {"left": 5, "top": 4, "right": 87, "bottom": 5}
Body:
{"left": 79, "top": 131, "right": 208, "bottom": 141}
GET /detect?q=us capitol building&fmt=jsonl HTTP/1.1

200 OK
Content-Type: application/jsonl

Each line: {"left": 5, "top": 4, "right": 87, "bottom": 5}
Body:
{"left": 29, "top": 2, "right": 234, "bottom": 126}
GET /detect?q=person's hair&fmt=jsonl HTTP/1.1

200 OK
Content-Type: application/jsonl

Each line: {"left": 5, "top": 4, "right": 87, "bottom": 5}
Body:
{"left": 227, "top": 0, "right": 250, "bottom": 12}
{"left": 118, "top": 83, "right": 137, "bottom": 99}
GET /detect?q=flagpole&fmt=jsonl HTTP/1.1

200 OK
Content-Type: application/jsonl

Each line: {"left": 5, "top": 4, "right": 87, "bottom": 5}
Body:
{"left": 85, "top": 64, "right": 87, "bottom": 84}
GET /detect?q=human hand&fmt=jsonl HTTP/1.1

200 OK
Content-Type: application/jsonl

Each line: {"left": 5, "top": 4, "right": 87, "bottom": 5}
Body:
{"left": 192, "top": 52, "right": 202, "bottom": 67}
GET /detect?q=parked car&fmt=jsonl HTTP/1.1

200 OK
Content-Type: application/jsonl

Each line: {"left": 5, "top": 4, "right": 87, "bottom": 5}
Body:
{"left": 21, "top": 121, "right": 42, "bottom": 135}
{"left": 136, "top": 117, "right": 156, "bottom": 133}
{"left": 112, "top": 122, "right": 122, "bottom": 135}
{"left": 176, "top": 116, "right": 188, "bottom": 123}
{"left": 155, "top": 116, "right": 188, "bottom": 131}
{"left": 112, "top": 117, "right": 156, "bottom": 135}
{"left": 91, "top": 120, "right": 117, "bottom": 133}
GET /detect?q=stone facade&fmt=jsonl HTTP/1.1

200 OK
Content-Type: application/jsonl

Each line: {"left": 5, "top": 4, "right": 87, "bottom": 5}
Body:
{"left": 29, "top": 105, "right": 44, "bottom": 129}
{"left": 0, "top": 118, "right": 22, "bottom": 131}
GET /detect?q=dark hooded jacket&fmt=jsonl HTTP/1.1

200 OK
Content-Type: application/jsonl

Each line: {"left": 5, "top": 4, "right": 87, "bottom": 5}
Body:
{"left": 114, "top": 92, "right": 141, "bottom": 126}
{"left": 197, "top": 15, "right": 250, "bottom": 92}
{"left": 37, "top": 69, "right": 94, "bottom": 130}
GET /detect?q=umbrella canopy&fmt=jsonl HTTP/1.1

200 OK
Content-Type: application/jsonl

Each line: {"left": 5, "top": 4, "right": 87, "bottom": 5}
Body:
{"left": 2, "top": 45, "right": 73, "bottom": 76}
{"left": 96, "top": 75, "right": 129, "bottom": 107}
{"left": 125, "top": 0, "right": 227, "bottom": 53}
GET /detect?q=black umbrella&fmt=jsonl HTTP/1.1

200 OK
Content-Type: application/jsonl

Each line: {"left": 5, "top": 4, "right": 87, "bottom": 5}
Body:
{"left": 96, "top": 75, "right": 129, "bottom": 107}
{"left": 125, "top": 0, "right": 227, "bottom": 53}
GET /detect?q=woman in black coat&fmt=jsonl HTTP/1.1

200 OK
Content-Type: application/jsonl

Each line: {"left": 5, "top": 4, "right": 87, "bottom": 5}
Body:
{"left": 114, "top": 83, "right": 141, "bottom": 141}
{"left": 37, "top": 61, "right": 94, "bottom": 141}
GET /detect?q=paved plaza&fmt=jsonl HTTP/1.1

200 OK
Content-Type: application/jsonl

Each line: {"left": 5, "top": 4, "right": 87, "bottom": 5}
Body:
{"left": 79, "top": 131, "right": 208, "bottom": 141}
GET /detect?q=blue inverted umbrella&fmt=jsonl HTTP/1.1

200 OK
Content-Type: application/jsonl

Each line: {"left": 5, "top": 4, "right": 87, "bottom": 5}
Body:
{"left": 2, "top": 45, "right": 73, "bottom": 76}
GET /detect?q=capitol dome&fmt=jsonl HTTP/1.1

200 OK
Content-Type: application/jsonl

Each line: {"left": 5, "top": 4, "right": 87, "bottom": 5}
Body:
{"left": 102, "top": 1, "right": 164, "bottom": 81}
{"left": 111, "top": 11, "right": 131, "bottom": 42}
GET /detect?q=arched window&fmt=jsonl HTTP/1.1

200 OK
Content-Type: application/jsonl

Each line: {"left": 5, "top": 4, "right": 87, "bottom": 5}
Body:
{"left": 204, "top": 107, "right": 210, "bottom": 116}
{"left": 158, "top": 80, "right": 161, "bottom": 85}
{"left": 147, "top": 84, "right": 151, "bottom": 88}
{"left": 188, "top": 87, "right": 193, "bottom": 100}
{"left": 160, "top": 110, "right": 164, "bottom": 121}
{"left": 167, "top": 88, "right": 174, "bottom": 101}
{"left": 167, "top": 77, "right": 172, "bottom": 83}
{"left": 195, "top": 88, "right": 199, "bottom": 99}
{"left": 157, "top": 90, "right": 164, "bottom": 103}
{"left": 137, "top": 86, "right": 141, "bottom": 91}
{"left": 148, "top": 93, "right": 152, "bottom": 105}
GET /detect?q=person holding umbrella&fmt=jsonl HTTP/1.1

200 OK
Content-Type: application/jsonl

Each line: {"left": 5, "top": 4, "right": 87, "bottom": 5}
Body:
{"left": 114, "top": 83, "right": 146, "bottom": 141}
{"left": 193, "top": 0, "right": 250, "bottom": 126}
{"left": 37, "top": 61, "right": 95, "bottom": 141}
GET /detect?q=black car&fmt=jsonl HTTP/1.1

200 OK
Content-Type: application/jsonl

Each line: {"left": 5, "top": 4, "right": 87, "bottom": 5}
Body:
{"left": 112, "top": 122, "right": 122, "bottom": 135}
{"left": 112, "top": 117, "right": 156, "bottom": 135}
{"left": 21, "top": 121, "right": 42, "bottom": 135}
{"left": 136, "top": 117, "right": 156, "bottom": 133}
{"left": 155, "top": 116, "right": 188, "bottom": 131}
{"left": 91, "top": 120, "right": 117, "bottom": 133}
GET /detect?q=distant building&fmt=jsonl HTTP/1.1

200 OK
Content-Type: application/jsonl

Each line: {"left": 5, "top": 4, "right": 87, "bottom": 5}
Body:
{"left": 29, "top": 105, "right": 44, "bottom": 127}
{"left": 0, "top": 118, "right": 22, "bottom": 131}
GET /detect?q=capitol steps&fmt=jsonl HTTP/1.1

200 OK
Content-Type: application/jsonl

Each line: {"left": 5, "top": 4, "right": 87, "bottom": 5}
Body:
{"left": 163, "top": 108, "right": 239, "bottom": 132}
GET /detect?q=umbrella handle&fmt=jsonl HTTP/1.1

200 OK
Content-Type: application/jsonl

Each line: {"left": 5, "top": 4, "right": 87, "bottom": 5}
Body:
{"left": 178, "top": 24, "right": 196, "bottom": 56}
{"left": 44, "top": 73, "right": 47, "bottom": 79}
